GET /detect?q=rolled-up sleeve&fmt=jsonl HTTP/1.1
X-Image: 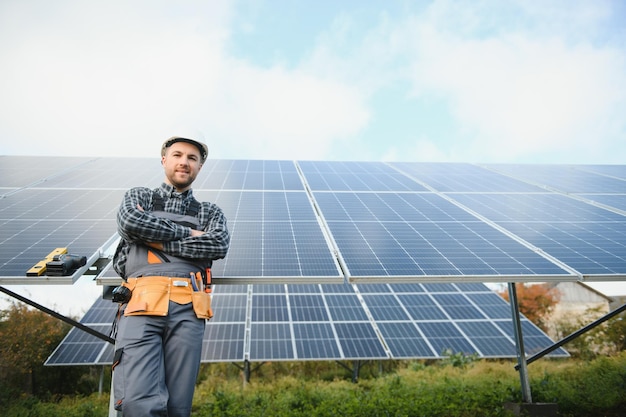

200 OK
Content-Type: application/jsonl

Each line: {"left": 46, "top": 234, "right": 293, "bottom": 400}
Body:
{"left": 117, "top": 187, "right": 191, "bottom": 243}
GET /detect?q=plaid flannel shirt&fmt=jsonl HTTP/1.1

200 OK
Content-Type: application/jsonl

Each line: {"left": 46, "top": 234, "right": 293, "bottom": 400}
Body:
{"left": 113, "top": 183, "right": 230, "bottom": 279}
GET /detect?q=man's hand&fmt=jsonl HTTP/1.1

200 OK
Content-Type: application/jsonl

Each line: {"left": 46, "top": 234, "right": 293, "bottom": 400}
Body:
{"left": 145, "top": 241, "right": 164, "bottom": 250}
{"left": 190, "top": 229, "right": 206, "bottom": 237}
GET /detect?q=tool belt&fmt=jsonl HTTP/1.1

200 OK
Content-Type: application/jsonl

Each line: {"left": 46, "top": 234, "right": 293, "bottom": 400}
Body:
{"left": 122, "top": 276, "right": 213, "bottom": 320}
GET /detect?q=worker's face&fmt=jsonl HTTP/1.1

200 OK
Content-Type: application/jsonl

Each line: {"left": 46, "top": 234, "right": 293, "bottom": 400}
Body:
{"left": 161, "top": 142, "right": 203, "bottom": 192}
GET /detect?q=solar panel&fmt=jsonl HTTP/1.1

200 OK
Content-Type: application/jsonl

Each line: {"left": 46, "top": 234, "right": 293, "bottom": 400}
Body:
{"left": 0, "top": 188, "right": 122, "bottom": 283}
{"left": 0, "top": 156, "right": 93, "bottom": 189}
{"left": 484, "top": 164, "right": 626, "bottom": 193}
{"left": 4, "top": 158, "right": 625, "bottom": 285}
{"left": 46, "top": 281, "right": 567, "bottom": 365}
{"left": 391, "top": 162, "right": 545, "bottom": 192}
{"left": 299, "top": 160, "right": 427, "bottom": 191}
{"left": 5, "top": 156, "right": 621, "bottom": 368}
{"left": 578, "top": 194, "right": 626, "bottom": 212}
{"left": 0, "top": 159, "right": 344, "bottom": 284}
{"left": 450, "top": 193, "right": 626, "bottom": 279}
{"left": 314, "top": 191, "right": 573, "bottom": 281}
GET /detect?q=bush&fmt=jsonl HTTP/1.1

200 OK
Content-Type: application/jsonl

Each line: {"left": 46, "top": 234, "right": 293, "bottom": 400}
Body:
{"left": 4, "top": 354, "right": 626, "bottom": 416}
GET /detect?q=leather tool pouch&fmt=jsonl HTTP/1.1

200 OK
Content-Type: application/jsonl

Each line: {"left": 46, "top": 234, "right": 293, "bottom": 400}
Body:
{"left": 192, "top": 292, "right": 213, "bottom": 320}
{"left": 123, "top": 277, "right": 170, "bottom": 317}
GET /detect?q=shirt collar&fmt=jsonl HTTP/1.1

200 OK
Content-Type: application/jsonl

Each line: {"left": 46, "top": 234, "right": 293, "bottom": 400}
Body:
{"left": 159, "top": 183, "right": 193, "bottom": 199}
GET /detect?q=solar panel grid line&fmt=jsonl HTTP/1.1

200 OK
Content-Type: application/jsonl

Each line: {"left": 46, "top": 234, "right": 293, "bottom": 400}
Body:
{"left": 242, "top": 284, "right": 254, "bottom": 362}
{"left": 451, "top": 287, "right": 520, "bottom": 351}
{"left": 419, "top": 291, "right": 486, "bottom": 356}
{"left": 0, "top": 157, "right": 98, "bottom": 194}
{"left": 477, "top": 164, "right": 566, "bottom": 194}
{"left": 577, "top": 193, "right": 626, "bottom": 213}
{"left": 45, "top": 323, "right": 113, "bottom": 366}
{"left": 349, "top": 283, "right": 395, "bottom": 358}
{"left": 310, "top": 194, "right": 393, "bottom": 279}
{"left": 294, "top": 164, "right": 350, "bottom": 281}
{"left": 200, "top": 189, "right": 343, "bottom": 283}
{"left": 315, "top": 284, "right": 348, "bottom": 359}
{"left": 293, "top": 172, "right": 353, "bottom": 280}
{"left": 305, "top": 162, "right": 579, "bottom": 281}
{"left": 350, "top": 194, "right": 438, "bottom": 276}
{"left": 483, "top": 164, "right": 626, "bottom": 194}
{"left": 432, "top": 191, "right": 581, "bottom": 279}
{"left": 579, "top": 165, "right": 626, "bottom": 182}
{"left": 286, "top": 285, "right": 346, "bottom": 360}
{"left": 360, "top": 284, "right": 440, "bottom": 357}
{"left": 282, "top": 287, "right": 301, "bottom": 360}
{"left": 448, "top": 193, "right": 626, "bottom": 278}
{"left": 386, "top": 162, "right": 620, "bottom": 279}
{"left": 455, "top": 321, "right": 516, "bottom": 357}
{"left": 494, "top": 320, "right": 568, "bottom": 356}
{"left": 555, "top": 192, "right": 626, "bottom": 218}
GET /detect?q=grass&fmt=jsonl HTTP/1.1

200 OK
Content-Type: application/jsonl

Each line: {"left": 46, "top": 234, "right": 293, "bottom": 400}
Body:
{"left": 5, "top": 353, "right": 626, "bottom": 417}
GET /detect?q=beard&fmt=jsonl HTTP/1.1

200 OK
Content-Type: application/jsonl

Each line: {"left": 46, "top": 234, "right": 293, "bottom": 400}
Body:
{"left": 167, "top": 170, "right": 197, "bottom": 190}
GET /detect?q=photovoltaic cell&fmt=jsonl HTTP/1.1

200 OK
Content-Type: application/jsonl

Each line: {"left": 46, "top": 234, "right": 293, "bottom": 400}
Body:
{"left": 417, "top": 321, "right": 477, "bottom": 356}
{"left": 46, "top": 279, "right": 568, "bottom": 365}
{"left": 578, "top": 194, "right": 626, "bottom": 212}
{"left": 196, "top": 190, "right": 343, "bottom": 281}
{"left": 0, "top": 188, "right": 122, "bottom": 279}
{"left": 203, "top": 323, "right": 246, "bottom": 362}
{"left": 293, "top": 323, "right": 341, "bottom": 359}
{"left": 391, "top": 162, "right": 545, "bottom": 193}
{"left": 196, "top": 159, "right": 304, "bottom": 190}
{"left": 0, "top": 156, "right": 91, "bottom": 189}
{"left": 289, "top": 294, "right": 330, "bottom": 322}
{"left": 1, "top": 157, "right": 598, "bottom": 367}
{"left": 333, "top": 322, "right": 388, "bottom": 359}
{"left": 299, "top": 160, "right": 427, "bottom": 192}
{"left": 249, "top": 323, "right": 293, "bottom": 360}
{"left": 450, "top": 193, "right": 626, "bottom": 277}
{"left": 315, "top": 191, "right": 572, "bottom": 280}
{"left": 377, "top": 322, "right": 434, "bottom": 358}
{"left": 485, "top": 164, "right": 626, "bottom": 193}
{"left": 495, "top": 320, "right": 568, "bottom": 356}
{"left": 456, "top": 321, "right": 517, "bottom": 357}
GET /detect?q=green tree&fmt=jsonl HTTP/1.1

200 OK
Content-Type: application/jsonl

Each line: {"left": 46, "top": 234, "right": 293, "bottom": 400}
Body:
{"left": 0, "top": 301, "right": 73, "bottom": 401}
{"left": 604, "top": 311, "right": 626, "bottom": 353}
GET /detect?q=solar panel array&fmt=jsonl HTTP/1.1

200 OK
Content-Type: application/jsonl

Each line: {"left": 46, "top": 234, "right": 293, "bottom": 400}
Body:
{"left": 46, "top": 281, "right": 567, "bottom": 365}
{"left": 2, "top": 156, "right": 625, "bottom": 365}
{"left": 2, "top": 157, "right": 625, "bottom": 284}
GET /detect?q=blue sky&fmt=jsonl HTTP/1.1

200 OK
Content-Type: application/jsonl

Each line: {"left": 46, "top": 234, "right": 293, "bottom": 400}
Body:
{"left": 1, "top": 0, "right": 625, "bottom": 163}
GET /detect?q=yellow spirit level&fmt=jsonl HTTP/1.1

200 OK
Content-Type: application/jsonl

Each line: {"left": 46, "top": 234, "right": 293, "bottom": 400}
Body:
{"left": 26, "top": 248, "right": 68, "bottom": 276}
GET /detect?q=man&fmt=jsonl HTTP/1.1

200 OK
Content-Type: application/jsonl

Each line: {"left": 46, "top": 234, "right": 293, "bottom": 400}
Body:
{"left": 111, "top": 136, "right": 230, "bottom": 417}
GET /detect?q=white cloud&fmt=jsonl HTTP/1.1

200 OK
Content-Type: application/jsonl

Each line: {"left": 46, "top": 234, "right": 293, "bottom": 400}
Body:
{"left": 0, "top": 0, "right": 371, "bottom": 161}
{"left": 1, "top": 0, "right": 625, "bottom": 164}
{"left": 381, "top": 137, "right": 452, "bottom": 163}
{"left": 0, "top": 1, "right": 234, "bottom": 157}
{"left": 202, "top": 62, "right": 369, "bottom": 160}
{"left": 399, "top": 2, "right": 626, "bottom": 163}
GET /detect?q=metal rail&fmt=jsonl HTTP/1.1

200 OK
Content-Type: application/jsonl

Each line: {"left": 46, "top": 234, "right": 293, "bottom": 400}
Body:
{"left": 0, "top": 285, "right": 115, "bottom": 344}
{"left": 516, "top": 301, "right": 626, "bottom": 370}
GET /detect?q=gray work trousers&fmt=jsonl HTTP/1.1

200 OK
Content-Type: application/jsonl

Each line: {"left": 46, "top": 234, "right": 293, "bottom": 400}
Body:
{"left": 113, "top": 301, "right": 205, "bottom": 417}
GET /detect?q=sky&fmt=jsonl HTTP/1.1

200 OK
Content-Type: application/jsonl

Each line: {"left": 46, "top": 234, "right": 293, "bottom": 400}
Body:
{"left": 1, "top": 0, "right": 626, "bottom": 164}
{"left": 1, "top": 0, "right": 626, "bottom": 315}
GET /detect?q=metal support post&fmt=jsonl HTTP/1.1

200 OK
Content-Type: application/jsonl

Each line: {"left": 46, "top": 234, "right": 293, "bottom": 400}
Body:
{"left": 508, "top": 282, "right": 533, "bottom": 403}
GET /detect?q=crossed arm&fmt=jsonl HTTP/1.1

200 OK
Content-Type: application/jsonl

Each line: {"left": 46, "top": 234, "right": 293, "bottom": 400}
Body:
{"left": 117, "top": 187, "right": 230, "bottom": 261}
